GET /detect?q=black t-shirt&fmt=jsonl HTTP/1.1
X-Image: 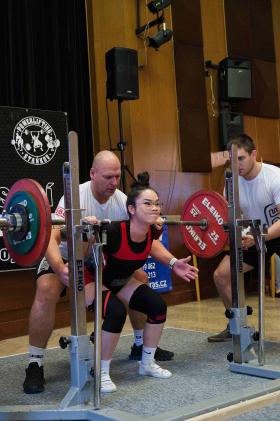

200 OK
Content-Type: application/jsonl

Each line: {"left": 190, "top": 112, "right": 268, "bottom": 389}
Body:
{"left": 102, "top": 220, "right": 159, "bottom": 288}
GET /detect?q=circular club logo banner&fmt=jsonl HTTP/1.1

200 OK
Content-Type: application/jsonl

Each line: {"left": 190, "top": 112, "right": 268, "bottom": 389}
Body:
{"left": 11, "top": 116, "right": 60, "bottom": 165}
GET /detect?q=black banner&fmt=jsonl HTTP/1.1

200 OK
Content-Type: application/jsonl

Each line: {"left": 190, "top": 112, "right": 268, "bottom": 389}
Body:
{"left": 0, "top": 106, "right": 68, "bottom": 271}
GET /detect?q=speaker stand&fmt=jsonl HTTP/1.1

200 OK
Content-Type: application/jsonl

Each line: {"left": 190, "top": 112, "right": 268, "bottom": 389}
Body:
{"left": 117, "top": 99, "right": 137, "bottom": 193}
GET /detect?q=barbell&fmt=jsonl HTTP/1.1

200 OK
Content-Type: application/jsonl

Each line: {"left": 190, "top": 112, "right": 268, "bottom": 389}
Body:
{"left": 0, "top": 179, "right": 229, "bottom": 267}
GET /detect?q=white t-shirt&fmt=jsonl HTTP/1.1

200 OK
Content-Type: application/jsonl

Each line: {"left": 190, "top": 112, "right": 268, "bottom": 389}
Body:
{"left": 55, "top": 181, "right": 128, "bottom": 258}
{"left": 239, "top": 163, "right": 280, "bottom": 227}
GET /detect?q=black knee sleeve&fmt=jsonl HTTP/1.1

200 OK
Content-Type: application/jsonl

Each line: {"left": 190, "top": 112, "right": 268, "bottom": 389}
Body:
{"left": 129, "top": 284, "right": 167, "bottom": 324}
{"left": 88, "top": 291, "right": 127, "bottom": 333}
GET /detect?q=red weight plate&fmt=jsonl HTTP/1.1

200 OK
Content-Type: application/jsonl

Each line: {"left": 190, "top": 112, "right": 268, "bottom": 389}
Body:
{"left": 3, "top": 179, "right": 52, "bottom": 266}
{"left": 180, "top": 190, "right": 228, "bottom": 258}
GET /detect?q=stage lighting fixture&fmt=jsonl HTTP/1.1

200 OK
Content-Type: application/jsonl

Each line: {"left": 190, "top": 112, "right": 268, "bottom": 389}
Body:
{"left": 149, "top": 24, "right": 173, "bottom": 49}
{"left": 147, "top": 0, "right": 171, "bottom": 14}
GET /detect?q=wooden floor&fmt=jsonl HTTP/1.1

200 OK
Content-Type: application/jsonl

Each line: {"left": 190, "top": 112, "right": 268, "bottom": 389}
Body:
{"left": 1, "top": 294, "right": 280, "bottom": 357}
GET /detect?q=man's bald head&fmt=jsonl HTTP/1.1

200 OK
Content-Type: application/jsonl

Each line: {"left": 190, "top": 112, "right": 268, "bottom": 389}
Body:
{"left": 90, "top": 150, "right": 121, "bottom": 203}
{"left": 92, "top": 150, "right": 120, "bottom": 172}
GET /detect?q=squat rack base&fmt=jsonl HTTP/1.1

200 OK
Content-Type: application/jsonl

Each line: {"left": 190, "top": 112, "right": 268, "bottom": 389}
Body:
{"left": 230, "top": 360, "right": 280, "bottom": 379}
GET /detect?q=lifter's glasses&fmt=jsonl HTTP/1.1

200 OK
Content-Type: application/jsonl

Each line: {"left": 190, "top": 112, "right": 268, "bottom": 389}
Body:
{"left": 136, "top": 200, "right": 162, "bottom": 208}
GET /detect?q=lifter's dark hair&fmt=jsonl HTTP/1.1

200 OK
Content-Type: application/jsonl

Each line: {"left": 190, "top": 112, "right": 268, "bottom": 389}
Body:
{"left": 227, "top": 133, "right": 256, "bottom": 154}
{"left": 126, "top": 171, "right": 158, "bottom": 216}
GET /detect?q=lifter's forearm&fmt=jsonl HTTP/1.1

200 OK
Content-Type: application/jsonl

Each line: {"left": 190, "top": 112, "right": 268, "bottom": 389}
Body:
{"left": 150, "top": 240, "right": 174, "bottom": 265}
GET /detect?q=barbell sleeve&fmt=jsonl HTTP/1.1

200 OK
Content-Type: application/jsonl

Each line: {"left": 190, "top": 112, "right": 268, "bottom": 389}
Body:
{"left": 0, "top": 213, "right": 25, "bottom": 231}
{"left": 0, "top": 213, "right": 66, "bottom": 231}
{"left": 0, "top": 216, "right": 11, "bottom": 229}
{"left": 51, "top": 214, "right": 66, "bottom": 225}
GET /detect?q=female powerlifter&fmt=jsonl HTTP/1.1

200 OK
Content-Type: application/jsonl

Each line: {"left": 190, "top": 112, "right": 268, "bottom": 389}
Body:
{"left": 85, "top": 172, "right": 198, "bottom": 393}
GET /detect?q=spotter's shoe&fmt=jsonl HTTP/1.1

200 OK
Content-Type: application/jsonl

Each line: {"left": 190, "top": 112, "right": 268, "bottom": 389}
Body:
{"left": 23, "top": 362, "right": 45, "bottom": 394}
{"left": 139, "top": 361, "right": 172, "bottom": 378}
{"left": 207, "top": 325, "right": 232, "bottom": 342}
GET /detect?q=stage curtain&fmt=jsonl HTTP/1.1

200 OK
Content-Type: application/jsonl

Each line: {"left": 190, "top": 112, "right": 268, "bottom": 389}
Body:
{"left": 0, "top": 0, "right": 93, "bottom": 181}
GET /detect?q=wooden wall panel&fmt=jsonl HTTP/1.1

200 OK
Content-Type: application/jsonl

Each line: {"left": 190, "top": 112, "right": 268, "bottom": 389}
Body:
{"left": 244, "top": 115, "right": 280, "bottom": 162}
{"left": 272, "top": 0, "right": 280, "bottom": 115}
{"left": 201, "top": 0, "right": 228, "bottom": 64}
{"left": 130, "top": 38, "right": 179, "bottom": 179}
{"left": 225, "top": 0, "right": 252, "bottom": 58}
{"left": 201, "top": 0, "right": 228, "bottom": 191}
{"left": 154, "top": 171, "right": 210, "bottom": 214}
{"left": 251, "top": 0, "right": 275, "bottom": 61}
{"left": 86, "top": 0, "right": 134, "bottom": 175}
{"left": 224, "top": 0, "right": 279, "bottom": 118}
{"left": 235, "top": 59, "right": 279, "bottom": 118}
{"left": 255, "top": 118, "right": 280, "bottom": 162}
{"left": 170, "top": 0, "right": 203, "bottom": 46}
{"left": 86, "top": 0, "right": 224, "bottom": 207}
{"left": 243, "top": 115, "right": 257, "bottom": 140}
{"left": 225, "top": 0, "right": 275, "bottom": 61}
{"left": 178, "top": 107, "right": 211, "bottom": 171}
{"left": 201, "top": 0, "right": 227, "bottom": 162}
{"left": 174, "top": 44, "right": 207, "bottom": 110}
{"left": 172, "top": 0, "right": 211, "bottom": 172}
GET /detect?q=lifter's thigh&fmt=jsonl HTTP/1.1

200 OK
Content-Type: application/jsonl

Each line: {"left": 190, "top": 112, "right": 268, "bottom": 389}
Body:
{"left": 116, "top": 277, "right": 143, "bottom": 310}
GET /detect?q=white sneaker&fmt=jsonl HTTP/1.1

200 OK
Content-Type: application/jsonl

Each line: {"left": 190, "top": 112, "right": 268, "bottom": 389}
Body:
{"left": 139, "top": 361, "right": 172, "bottom": 378}
{"left": 101, "top": 370, "right": 117, "bottom": 393}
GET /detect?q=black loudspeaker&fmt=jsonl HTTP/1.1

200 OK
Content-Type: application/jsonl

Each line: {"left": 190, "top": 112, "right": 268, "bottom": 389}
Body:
{"left": 219, "top": 110, "right": 244, "bottom": 149}
{"left": 105, "top": 47, "right": 139, "bottom": 101}
{"left": 218, "top": 57, "right": 252, "bottom": 101}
